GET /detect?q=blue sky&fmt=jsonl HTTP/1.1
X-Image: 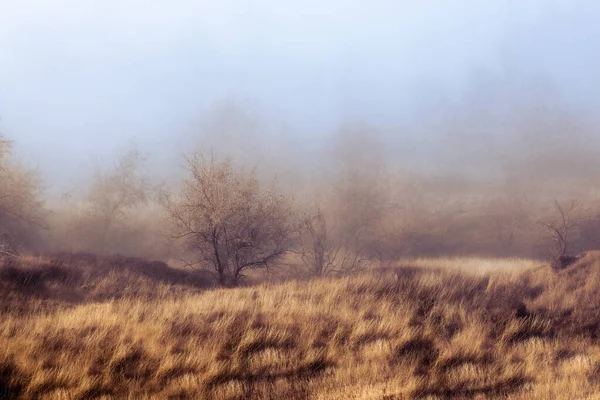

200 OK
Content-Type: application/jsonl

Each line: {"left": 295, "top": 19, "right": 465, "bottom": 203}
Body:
{"left": 1, "top": 1, "right": 599, "bottom": 186}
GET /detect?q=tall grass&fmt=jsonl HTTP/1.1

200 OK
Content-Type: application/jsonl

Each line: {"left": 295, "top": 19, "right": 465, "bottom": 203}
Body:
{"left": 2, "top": 252, "right": 600, "bottom": 398}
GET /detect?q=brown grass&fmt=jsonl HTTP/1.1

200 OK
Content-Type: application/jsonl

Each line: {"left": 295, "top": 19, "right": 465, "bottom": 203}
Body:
{"left": 3, "top": 252, "right": 600, "bottom": 398}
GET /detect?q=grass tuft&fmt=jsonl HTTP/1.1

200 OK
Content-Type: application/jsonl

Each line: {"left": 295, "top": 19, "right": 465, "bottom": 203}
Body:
{"left": 3, "top": 252, "right": 600, "bottom": 398}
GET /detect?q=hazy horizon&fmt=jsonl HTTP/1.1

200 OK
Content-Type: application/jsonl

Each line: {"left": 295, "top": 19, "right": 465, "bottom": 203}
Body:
{"left": 2, "top": 1, "right": 600, "bottom": 191}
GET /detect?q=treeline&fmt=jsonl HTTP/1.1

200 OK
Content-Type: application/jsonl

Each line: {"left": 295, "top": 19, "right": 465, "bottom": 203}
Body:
{"left": 3, "top": 95, "right": 600, "bottom": 284}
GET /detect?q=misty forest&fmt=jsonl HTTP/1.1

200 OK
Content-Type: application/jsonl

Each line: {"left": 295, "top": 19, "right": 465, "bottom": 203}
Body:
{"left": 2, "top": 1, "right": 600, "bottom": 399}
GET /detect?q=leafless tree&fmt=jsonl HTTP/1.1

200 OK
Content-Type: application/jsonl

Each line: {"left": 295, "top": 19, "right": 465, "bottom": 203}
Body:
{"left": 330, "top": 128, "right": 390, "bottom": 261}
{"left": 64, "top": 146, "right": 150, "bottom": 253}
{"left": 539, "top": 199, "right": 580, "bottom": 269}
{"left": 0, "top": 135, "right": 47, "bottom": 257}
{"left": 162, "top": 152, "right": 296, "bottom": 286}
{"left": 298, "top": 207, "right": 366, "bottom": 276}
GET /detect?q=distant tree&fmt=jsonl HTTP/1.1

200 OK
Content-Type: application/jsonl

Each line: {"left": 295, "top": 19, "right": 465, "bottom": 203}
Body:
{"left": 65, "top": 146, "right": 150, "bottom": 253}
{"left": 329, "top": 122, "right": 392, "bottom": 260}
{"left": 163, "top": 152, "right": 296, "bottom": 286}
{"left": 0, "top": 135, "right": 46, "bottom": 256}
{"left": 332, "top": 158, "right": 449, "bottom": 263}
{"left": 539, "top": 199, "right": 580, "bottom": 269}
{"left": 298, "top": 206, "right": 366, "bottom": 276}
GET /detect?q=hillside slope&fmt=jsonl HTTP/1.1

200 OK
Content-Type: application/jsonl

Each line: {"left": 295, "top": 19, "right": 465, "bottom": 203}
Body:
{"left": 2, "top": 253, "right": 600, "bottom": 399}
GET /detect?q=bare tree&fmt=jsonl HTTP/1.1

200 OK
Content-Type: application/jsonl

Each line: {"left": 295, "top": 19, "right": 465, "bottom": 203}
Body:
{"left": 0, "top": 135, "right": 46, "bottom": 257}
{"left": 64, "top": 146, "right": 150, "bottom": 253}
{"left": 331, "top": 128, "right": 390, "bottom": 261}
{"left": 163, "top": 153, "right": 296, "bottom": 286}
{"left": 539, "top": 199, "right": 580, "bottom": 269}
{"left": 298, "top": 206, "right": 366, "bottom": 276}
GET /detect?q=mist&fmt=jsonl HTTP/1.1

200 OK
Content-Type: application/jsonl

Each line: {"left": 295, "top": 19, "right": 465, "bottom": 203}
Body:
{"left": 1, "top": 1, "right": 600, "bottom": 260}
{"left": 5, "top": 4, "right": 600, "bottom": 397}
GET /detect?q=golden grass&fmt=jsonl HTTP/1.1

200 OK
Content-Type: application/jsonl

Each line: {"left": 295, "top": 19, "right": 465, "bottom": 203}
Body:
{"left": 406, "top": 256, "right": 544, "bottom": 274}
{"left": 2, "top": 252, "right": 600, "bottom": 398}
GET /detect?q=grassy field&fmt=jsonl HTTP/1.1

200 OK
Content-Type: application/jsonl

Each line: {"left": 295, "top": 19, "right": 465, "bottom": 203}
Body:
{"left": 2, "top": 252, "right": 600, "bottom": 399}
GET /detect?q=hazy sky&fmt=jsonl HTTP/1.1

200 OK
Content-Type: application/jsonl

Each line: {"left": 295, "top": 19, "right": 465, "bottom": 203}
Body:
{"left": 1, "top": 1, "right": 599, "bottom": 186}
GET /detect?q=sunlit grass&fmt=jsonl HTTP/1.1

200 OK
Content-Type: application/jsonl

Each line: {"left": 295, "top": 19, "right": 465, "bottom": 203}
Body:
{"left": 1, "top": 252, "right": 600, "bottom": 399}
{"left": 407, "top": 256, "right": 544, "bottom": 273}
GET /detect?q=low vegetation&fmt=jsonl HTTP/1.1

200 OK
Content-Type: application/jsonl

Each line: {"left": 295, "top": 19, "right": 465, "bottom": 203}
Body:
{"left": 5, "top": 9, "right": 600, "bottom": 399}
{"left": 3, "top": 252, "right": 600, "bottom": 398}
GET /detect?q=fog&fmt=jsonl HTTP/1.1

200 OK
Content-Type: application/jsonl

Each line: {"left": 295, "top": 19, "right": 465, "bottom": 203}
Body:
{"left": 1, "top": 1, "right": 600, "bottom": 262}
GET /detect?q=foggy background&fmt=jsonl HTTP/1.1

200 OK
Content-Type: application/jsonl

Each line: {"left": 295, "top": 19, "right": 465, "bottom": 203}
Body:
{"left": 1, "top": 1, "right": 600, "bottom": 262}
{"left": 2, "top": 1, "right": 600, "bottom": 184}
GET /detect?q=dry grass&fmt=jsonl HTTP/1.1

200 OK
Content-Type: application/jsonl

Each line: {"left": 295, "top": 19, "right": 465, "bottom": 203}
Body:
{"left": 406, "top": 256, "right": 544, "bottom": 274}
{"left": 2, "top": 252, "right": 600, "bottom": 398}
